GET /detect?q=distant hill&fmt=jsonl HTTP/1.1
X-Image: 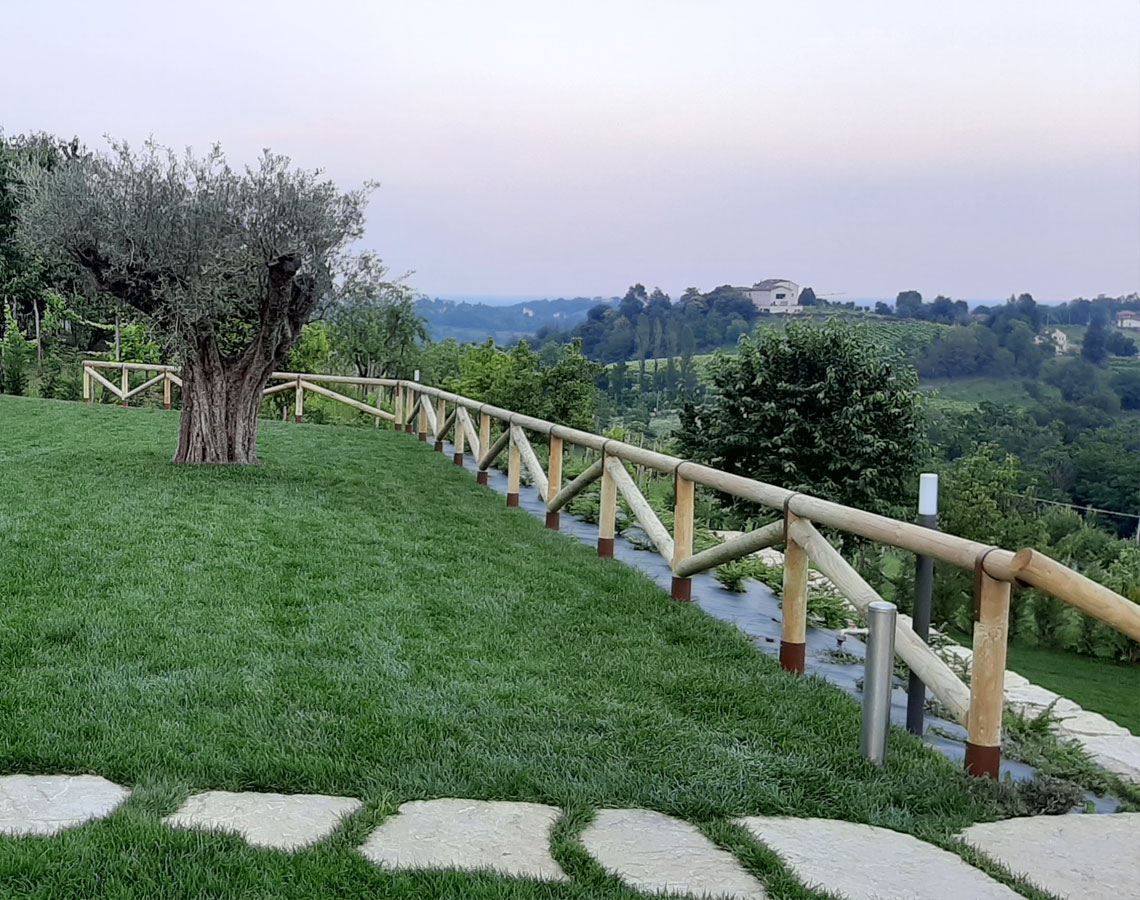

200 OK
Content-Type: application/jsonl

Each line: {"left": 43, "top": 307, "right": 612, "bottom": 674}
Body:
{"left": 416, "top": 296, "right": 616, "bottom": 344}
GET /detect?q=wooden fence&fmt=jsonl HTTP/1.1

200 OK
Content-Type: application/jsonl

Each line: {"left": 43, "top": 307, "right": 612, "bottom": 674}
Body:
{"left": 82, "top": 361, "right": 398, "bottom": 424}
{"left": 82, "top": 360, "right": 1140, "bottom": 779}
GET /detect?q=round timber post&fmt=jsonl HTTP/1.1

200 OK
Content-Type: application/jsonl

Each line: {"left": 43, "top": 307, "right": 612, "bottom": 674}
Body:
{"left": 546, "top": 435, "right": 563, "bottom": 530}
{"left": 671, "top": 471, "right": 694, "bottom": 601}
{"left": 965, "top": 563, "right": 1010, "bottom": 779}
{"left": 598, "top": 452, "right": 617, "bottom": 557}
{"left": 780, "top": 510, "right": 809, "bottom": 674}
{"left": 477, "top": 412, "right": 492, "bottom": 486}
{"left": 506, "top": 427, "right": 521, "bottom": 507}
{"left": 453, "top": 410, "right": 466, "bottom": 466}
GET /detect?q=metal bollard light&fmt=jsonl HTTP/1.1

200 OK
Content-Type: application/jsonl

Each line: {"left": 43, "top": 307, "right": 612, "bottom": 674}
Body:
{"left": 861, "top": 601, "right": 898, "bottom": 767}
{"left": 907, "top": 473, "right": 939, "bottom": 735}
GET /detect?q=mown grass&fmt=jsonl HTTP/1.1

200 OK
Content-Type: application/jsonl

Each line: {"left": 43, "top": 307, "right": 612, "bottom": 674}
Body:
{"left": 0, "top": 395, "right": 1026, "bottom": 899}
{"left": 1002, "top": 643, "right": 1140, "bottom": 735}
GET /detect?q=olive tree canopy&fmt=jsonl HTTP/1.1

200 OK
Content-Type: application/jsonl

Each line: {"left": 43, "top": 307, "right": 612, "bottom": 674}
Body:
{"left": 326, "top": 253, "right": 427, "bottom": 379}
{"left": 16, "top": 140, "right": 372, "bottom": 463}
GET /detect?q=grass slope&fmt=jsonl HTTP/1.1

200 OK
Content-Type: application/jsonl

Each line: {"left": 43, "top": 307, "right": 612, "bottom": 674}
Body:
{"left": 1002, "top": 644, "right": 1140, "bottom": 735}
{"left": 0, "top": 396, "right": 1027, "bottom": 899}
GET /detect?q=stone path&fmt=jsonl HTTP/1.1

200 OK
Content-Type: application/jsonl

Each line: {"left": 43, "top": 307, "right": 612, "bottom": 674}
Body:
{"left": 0, "top": 774, "right": 128, "bottom": 837}
{"left": 582, "top": 808, "right": 766, "bottom": 898}
{"left": 737, "top": 816, "right": 1022, "bottom": 900}
{"left": 359, "top": 799, "right": 568, "bottom": 882}
{"left": 959, "top": 814, "right": 1140, "bottom": 900}
{"left": 4, "top": 775, "right": 1139, "bottom": 899}
{"left": 163, "top": 790, "right": 362, "bottom": 851}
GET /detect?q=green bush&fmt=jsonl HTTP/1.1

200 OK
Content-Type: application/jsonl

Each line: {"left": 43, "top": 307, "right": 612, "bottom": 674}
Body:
{"left": 1, "top": 304, "right": 30, "bottom": 396}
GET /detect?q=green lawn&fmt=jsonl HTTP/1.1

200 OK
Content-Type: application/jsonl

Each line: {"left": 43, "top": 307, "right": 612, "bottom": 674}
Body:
{"left": 1002, "top": 643, "right": 1140, "bottom": 735}
{"left": 0, "top": 396, "right": 1034, "bottom": 899}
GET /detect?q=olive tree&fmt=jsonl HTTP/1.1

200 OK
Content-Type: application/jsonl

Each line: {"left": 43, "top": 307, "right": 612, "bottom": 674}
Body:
{"left": 16, "top": 140, "right": 371, "bottom": 463}
{"left": 326, "top": 253, "right": 427, "bottom": 379}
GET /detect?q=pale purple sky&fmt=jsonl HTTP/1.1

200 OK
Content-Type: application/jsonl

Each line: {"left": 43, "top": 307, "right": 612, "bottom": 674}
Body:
{"left": 5, "top": 1, "right": 1139, "bottom": 302}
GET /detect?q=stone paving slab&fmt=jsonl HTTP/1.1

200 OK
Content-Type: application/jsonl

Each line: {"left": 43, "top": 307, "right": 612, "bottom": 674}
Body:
{"left": 0, "top": 774, "right": 130, "bottom": 837}
{"left": 736, "top": 816, "right": 1021, "bottom": 900}
{"left": 359, "top": 799, "right": 568, "bottom": 882}
{"left": 959, "top": 813, "right": 1140, "bottom": 900}
{"left": 581, "top": 808, "right": 767, "bottom": 899}
{"left": 163, "top": 790, "right": 362, "bottom": 851}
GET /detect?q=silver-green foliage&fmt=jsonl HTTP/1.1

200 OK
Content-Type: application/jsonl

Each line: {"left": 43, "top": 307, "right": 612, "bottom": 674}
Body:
{"left": 327, "top": 253, "right": 427, "bottom": 378}
{"left": 15, "top": 139, "right": 370, "bottom": 354}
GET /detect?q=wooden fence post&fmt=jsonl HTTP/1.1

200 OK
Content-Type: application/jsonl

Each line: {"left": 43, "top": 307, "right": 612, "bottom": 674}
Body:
{"left": 966, "top": 568, "right": 1010, "bottom": 778}
{"left": 375, "top": 388, "right": 382, "bottom": 427}
{"left": 83, "top": 367, "right": 91, "bottom": 403}
{"left": 507, "top": 428, "right": 521, "bottom": 507}
{"left": 418, "top": 392, "right": 428, "bottom": 442}
{"left": 478, "top": 413, "right": 491, "bottom": 485}
{"left": 434, "top": 398, "right": 446, "bottom": 452}
{"left": 294, "top": 376, "right": 304, "bottom": 423}
{"left": 546, "top": 436, "right": 563, "bottom": 530}
{"left": 395, "top": 385, "right": 404, "bottom": 431}
{"left": 163, "top": 373, "right": 172, "bottom": 409}
{"left": 121, "top": 366, "right": 129, "bottom": 408}
{"left": 781, "top": 511, "right": 808, "bottom": 673}
{"left": 671, "top": 473, "right": 694, "bottom": 601}
{"left": 598, "top": 452, "right": 617, "bottom": 558}
{"left": 453, "top": 409, "right": 466, "bottom": 466}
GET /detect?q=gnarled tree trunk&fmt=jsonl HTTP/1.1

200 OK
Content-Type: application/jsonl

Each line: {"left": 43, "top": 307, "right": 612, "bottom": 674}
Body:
{"left": 173, "top": 255, "right": 314, "bottom": 464}
{"left": 174, "top": 351, "right": 277, "bottom": 464}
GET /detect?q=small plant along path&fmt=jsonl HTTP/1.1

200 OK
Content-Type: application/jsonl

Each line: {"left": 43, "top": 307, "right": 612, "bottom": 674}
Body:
{"left": 3, "top": 775, "right": 1137, "bottom": 900}
{"left": 0, "top": 395, "right": 1130, "bottom": 898}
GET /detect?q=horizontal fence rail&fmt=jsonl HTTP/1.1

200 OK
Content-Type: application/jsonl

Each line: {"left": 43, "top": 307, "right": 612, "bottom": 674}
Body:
{"left": 82, "top": 361, "right": 400, "bottom": 423}
{"left": 82, "top": 361, "right": 1140, "bottom": 779}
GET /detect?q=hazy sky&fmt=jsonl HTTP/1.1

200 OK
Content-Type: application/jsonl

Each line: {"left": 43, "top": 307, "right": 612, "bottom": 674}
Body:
{"left": 4, "top": 1, "right": 1139, "bottom": 302}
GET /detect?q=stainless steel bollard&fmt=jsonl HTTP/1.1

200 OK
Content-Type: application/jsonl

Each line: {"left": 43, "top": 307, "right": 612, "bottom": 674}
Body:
{"left": 861, "top": 601, "right": 898, "bottom": 767}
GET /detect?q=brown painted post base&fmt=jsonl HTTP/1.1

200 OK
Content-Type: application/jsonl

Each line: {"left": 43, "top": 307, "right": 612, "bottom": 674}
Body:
{"left": 295, "top": 415, "right": 303, "bottom": 424}
{"left": 453, "top": 452, "right": 464, "bottom": 466}
{"left": 964, "top": 742, "right": 1001, "bottom": 779}
{"left": 477, "top": 471, "right": 489, "bottom": 486}
{"left": 123, "top": 400, "right": 129, "bottom": 408}
{"left": 506, "top": 492, "right": 520, "bottom": 508}
{"left": 779, "top": 641, "right": 806, "bottom": 674}
{"left": 434, "top": 440, "right": 444, "bottom": 453}
{"left": 545, "top": 511, "right": 560, "bottom": 530}
{"left": 598, "top": 537, "right": 615, "bottom": 558}
{"left": 394, "top": 423, "right": 403, "bottom": 432}
{"left": 164, "top": 403, "right": 171, "bottom": 410}
{"left": 671, "top": 576, "right": 692, "bottom": 602}
{"left": 418, "top": 432, "right": 427, "bottom": 442}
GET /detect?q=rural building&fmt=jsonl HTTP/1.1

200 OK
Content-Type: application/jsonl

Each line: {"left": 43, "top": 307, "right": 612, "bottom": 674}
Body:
{"left": 736, "top": 279, "right": 803, "bottom": 313}
{"left": 1035, "top": 328, "right": 1072, "bottom": 355}
{"left": 1116, "top": 311, "right": 1140, "bottom": 330}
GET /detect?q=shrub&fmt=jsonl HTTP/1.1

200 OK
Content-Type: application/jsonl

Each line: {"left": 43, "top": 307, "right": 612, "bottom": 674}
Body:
{"left": 1, "top": 303, "right": 30, "bottom": 395}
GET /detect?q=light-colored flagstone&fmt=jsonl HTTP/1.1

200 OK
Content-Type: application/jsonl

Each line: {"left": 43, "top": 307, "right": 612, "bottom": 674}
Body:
{"left": 959, "top": 813, "right": 1140, "bottom": 900}
{"left": 0, "top": 774, "right": 129, "bottom": 837}
{"left": 736, "top": 816, "right": 1021, "bottom": 900}
{"left": 581, "top": 808, "right": 767, "bottom": 899}
{"left": 359, "top": 798, "right": 568, "bottom": 882}
{"left": 163, "top": 790, "right": 361, "bottom": 851}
